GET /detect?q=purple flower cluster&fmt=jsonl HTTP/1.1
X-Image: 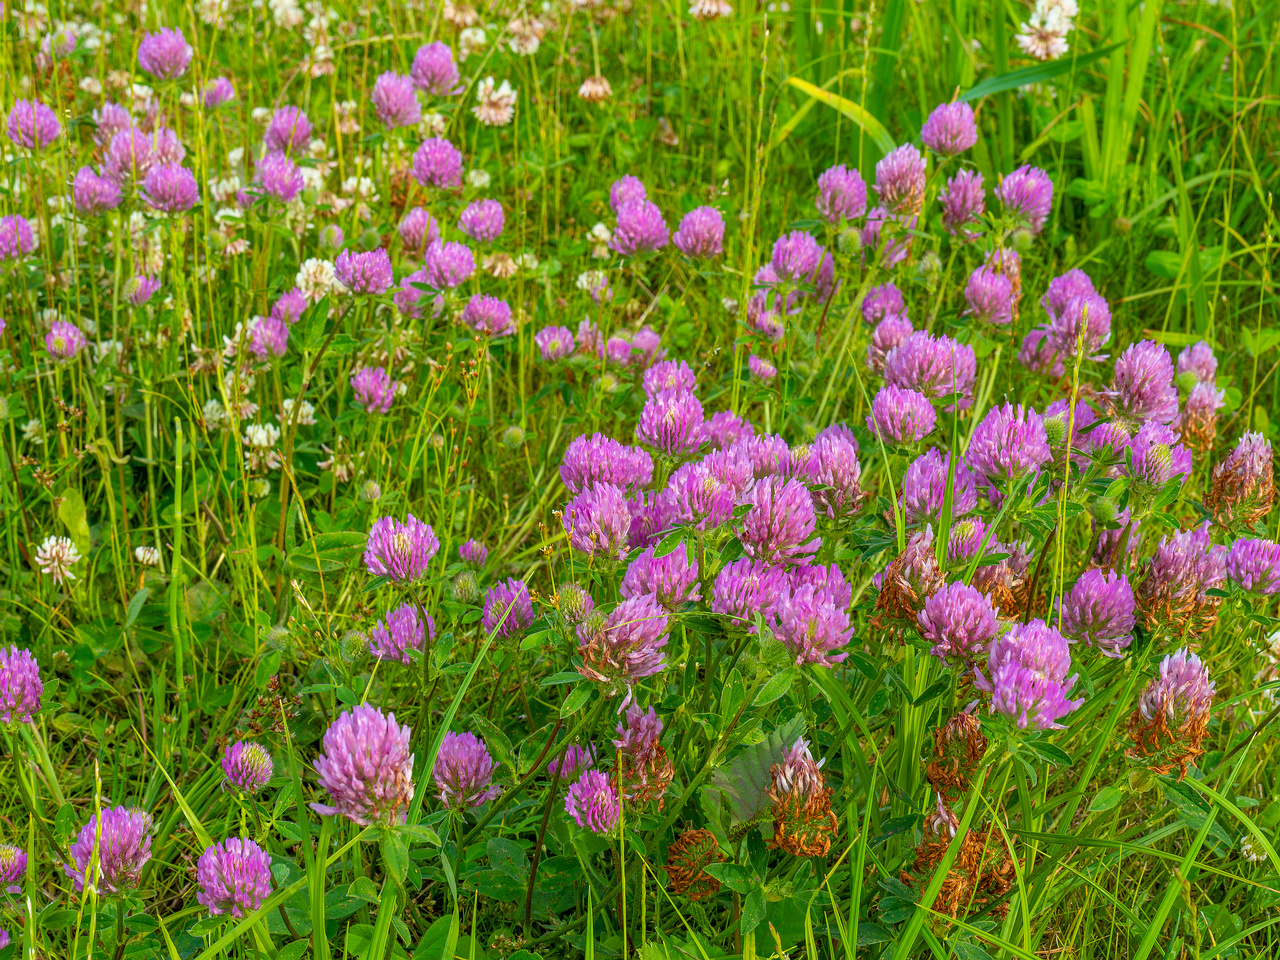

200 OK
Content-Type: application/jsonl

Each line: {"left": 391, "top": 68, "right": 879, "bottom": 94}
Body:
{"left": 565, "top": 771, "right": 620, "bottom": 834}
{"left": 673, "top": 206, "right": 725, "bottom": 258}
{"left": 350, "top": 365, "right": 397, "bottom": 413}
{"left": 611, "top": 200, "right": 669, "bottom": 255}
{"left": 883, "top": 331, "right": 976, "bottom": 410}
{"left": 196, "top": 838, "right": 272, "bottom": 918}
{"left": 563, "top": 482, "right": 632, "bottom": 560}
{"left": 866, "top": 385, "right": 936, "bottom": 443}
{"left": 1037, "top": 269, "right": 1112, "bottom": 360}
{"left": 482, "top": 578, "right": 535, "bottom": 639}
{"left": 1108, "top": 340, "right": 1179, "bottom": 426}
{"left": 459, "top": 199, "right": 505, "bottom": 241}
{"left": 412, "top": 42, "right": 462, "bottom": 94}
{"left": 7, "top": 99, "right": 61, "bottom": 149}
{"left": 364, "top": 514, "right": 439, "bottom": 582}
{"left": 963, "top": 266, "right": 1015, "bottom": 324}
{"left": 816, "top": 164, "right": 867, "bottom": 224}
{"left": 739, "top": 476, "right": 820, "bottom": 563}
{"left": 621, "top": 543, "right": 702, "bottom": 609}
{"left": 141, "top": 162, "right": 199, "bottom": 213}
{"left": 965, "top": 404, "right": 1051, "bottom": 485}
{"left": 461, "top": 294, "right": 515, "bottom": 337}
{"left": 636, "top": 388, "right": 704, "bottom": 456}
{"left": 73, "top": 167, "right": 122, "bottom": 214}
{"left": 373, "top": 71, "right": 422, "bottom": 128}
{"left": 65, "top": 806, "right": 153, "bottom": 895}
{"left": 424, "top": 239, "right": 475, "bottom": 289}
{"left": 222, "top": 741, "right": 273, "bottom": 793}
{"left": 997, "top": 164, "right": 1053, "bottom": 233}
{"left": 561, "top": 433, "right": 654, "bottom": 491}
{"left": 866, "top": 314, "right": 915, "bottom": 374}
{"left": 413, "top": 137, "right": 464, "bottom": 188}
{"left": 1137, "top": 648, "right": 1215, "bottom": 731}
{"left": 45, "top": 321, "right": 86, "bottom": 361}
{"left": 137, "top": 27, "right": 193, "bottom": 79}
{"left": 875, "top": 144, "right": 927, "bottom": 216}
{"left": 917, "top": 582, "right": 999, "bottom": 667}
{"left": 434, "top": 731, "right": 500, "bottom": 809}
{"left": 770, "top": 579, "right": 853, "bottom": 667}
{"left": 940, "top": 169, "right": 985, "bottom": 237}
{"left": 577, "top": 595, "right": 670, "bottom": 692}
{"left": 312, "top": 705, "right": 415, "bottom": 825}
{"left": 368, "top": 602, "right": 435, "bottom": 664}
{"left": 981, "top": 620, "right": 1083, "bottom": 731}
{"left": 265, "top": 106, "right": 312, "bottom": 153}
{"left": 1226, "top": 539, "right": 1280, "bottom": 595}
{"left": 901, "top": 449, "right": 978, "bottom": 525}
{"left": 0, "top": 645, "right": 42, "bottom": 726}
{"left": 547, "top": 743, "right": 596, "bottom": 782}
{"left": 0, "top": 215, "right": 36, "bottom": 262}
{"left": 921, "top": 101, "right": 978, "bottom": 155}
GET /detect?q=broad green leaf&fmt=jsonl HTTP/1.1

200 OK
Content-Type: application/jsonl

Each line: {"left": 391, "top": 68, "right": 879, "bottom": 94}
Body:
{"left": 560, "top": 683, "right": 593, "bottom": 717}
{"left": 380, "top": 833, "right": 409, "bottom": 885}
{"left": 486, "top": 837, "right": 530, "bottom": 882}
{"left": 1088, "top": 785, "right": 1123, "bottom": 813}
{"left": 653, "top": 526, "right": 686, "bottom": 559}
{"left": 961, "top": 43, "right": 1122, "bottom": 101}
{"left": 125, "top": 588, "right": 149, "bottom": 629}
{"left": 752, "top": 668, "right": 795, "bottom": 708}
{"left": 741, "top": 888, "right": 766, "bottom": 935}
{"left": 1144, "top": 250, "right": 1183, "bottom": 279}
{"left": 58, "top": 487, "right": 91, "bottom": 558}
{"left": 708, "top": 715, "right": 805, "bottom": 824}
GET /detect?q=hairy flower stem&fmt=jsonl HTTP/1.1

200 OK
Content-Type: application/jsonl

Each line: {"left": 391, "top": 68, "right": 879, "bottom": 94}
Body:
{"left": 110, "top": 905, "right": 126, "bottom": 960}
{"left": 524, "top": 751, "right": 565, "bottom": 934}
{"left": 1022, "top": 524, "right": 1057, "bottom": 624}
{"left": 456, "top": 704, "right": 596, "bottom": 852}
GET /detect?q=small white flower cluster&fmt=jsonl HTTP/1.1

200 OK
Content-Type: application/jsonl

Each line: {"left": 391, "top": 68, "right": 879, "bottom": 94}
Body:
{"left": 36, "top": 535, "right": 81, "bottom": 583}
{"left": 1240, "top": 835, "right": 1270, "bottom": 864}
{"left": 473, "top": 77, "right": 517, "bottom": 127}
{"left": 243, "top": 422, "right": 284, "bottom": 472}
{"left": 1015, "top": 0, "right": 1078, "bottom": 61}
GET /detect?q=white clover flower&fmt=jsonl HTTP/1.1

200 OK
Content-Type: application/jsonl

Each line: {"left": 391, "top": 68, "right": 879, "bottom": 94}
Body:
{"left": 209, "top": 176, "right": 242, "bottom": 204}
{"left": 282, "top": 398, "right": 316, "bottom": 425}
{"left": 36, "top": 535, "right": 81, "bottom": 583}
{"left": 269, "top": 0, "right": 304, "bottom": 29}
{"left": 576, "top": 269, "right": 607, "bottom": 293}
{"left": 243, "top": 422, "right": 283, "bottom": 471}
{"left": 134, "top": 545, "right": 161, "bottom": 566}
{"left": 466, "top": 168, "right": 492, "bottom": 190}
{"left": 296, "top": 257, "right": 337, "bottom": 303}
{"left": 472, "top": 77, "right": 517, "bottom": 127}
{"left": 689, "top": 0, "right": 734, "bottom": 19}
{"left": 1241, "top": 835, "right": 1269, "bottom": 863}
{"left": 202, "top": 398, "right": 228, "bottom": 431}
{"left": 22, "top": 420, "right": 46, "bottom": 445}
{"left": 458, "top": 27, "right": 486, "bottom": 59}
{"left": 589, "top": 222, "right": 612, "bottom": 258}
{"left": 419, "top": 112, "right": 447, "bottom": 138}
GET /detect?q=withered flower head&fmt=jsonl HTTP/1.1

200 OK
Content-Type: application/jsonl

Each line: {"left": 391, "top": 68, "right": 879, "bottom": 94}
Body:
{"left": 872, "top": 527, "right": 945, "bottom": 632}
{"left": 767, "top": 738, "right": 838, "bottom": 857}
{"left": 901, "top": 825, "right": 1016, "bottom": 920}
{"left": 926, "top": 710, "right": 988, "bottom": 802}
{"left": 1205, "top": 432, "right": 1275, "bottom": 530}
{"left": 665, "top": 828, "right": 723, "bottom": 900}
{"left": 1126, "top": 647, "right": 1216, "bottom": 779}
